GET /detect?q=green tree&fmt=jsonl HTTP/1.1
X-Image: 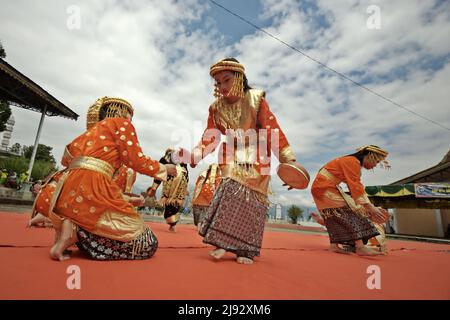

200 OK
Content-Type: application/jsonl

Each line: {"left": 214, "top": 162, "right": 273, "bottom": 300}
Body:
{"left": 23, "top": 144, "right": 56, "bottom": 163}
{"left": 10, "top": 142, "right": 21, "bottom": 154}
{"left": 0, "top": 101, "right": 12, "bottom": 132}
{"left": 0, "top": 41, "right": 5, "bottom": 59}
{"left": 287, "top": 205, "right": 303, "bottom": 225}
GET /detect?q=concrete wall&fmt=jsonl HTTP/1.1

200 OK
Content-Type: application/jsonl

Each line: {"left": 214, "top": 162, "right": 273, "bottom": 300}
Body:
{"left": 441, "top": 209, "right": 450, "bottom": 237}
{"left": 0, "top": 185, "right": 34, "bottom": 201}
{"left": 394, "top": 208, "right": 447, "bottom": 237}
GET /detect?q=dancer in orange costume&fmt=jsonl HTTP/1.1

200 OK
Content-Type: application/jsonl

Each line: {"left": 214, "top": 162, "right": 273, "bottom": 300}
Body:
{"left": 31, "top": 97, "right": 176, "bottom": 261}
{"left": 311, "top": 145, "right": 390, "bottom": 256}
{"left": 177, "top": 58, "right": 301, "bottom": 264}
{"left": 191, "top": 164, "right": 221, "bottom": 230}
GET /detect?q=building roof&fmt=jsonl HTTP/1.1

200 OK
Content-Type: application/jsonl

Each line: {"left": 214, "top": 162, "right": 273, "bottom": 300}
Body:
{"left": 390, "top": 150, "right": 450, "bottom": 184}
{"left": 365, "top": 150, "right": 450, "bottom": 208}
{"left": 0, "top": 58, "right": 78, "bottom": 120}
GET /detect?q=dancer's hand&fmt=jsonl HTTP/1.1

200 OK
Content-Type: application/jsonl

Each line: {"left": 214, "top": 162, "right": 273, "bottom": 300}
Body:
{"left": 368, "top": 206, "right": 388, "bottom": 224}
{"left": 172, "top": 148, "right": 191, "bottom": 165}
{"left": 129, "top": 195, "right": 145, "bottom": 207}
{"left": 165, "top": 164, "right": 177, "bottom": 176}
{"left": 374, "top": 207, "right": 389, "bottom": 223}
{"left": 147, "top": 188, "right": 156, "bottom": 197}
{"left": 282, "top": 183, "right": 293, "bottom": 191}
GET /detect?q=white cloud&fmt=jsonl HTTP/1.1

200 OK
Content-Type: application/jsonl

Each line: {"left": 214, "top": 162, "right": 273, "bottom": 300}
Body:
{"left": 1, "top": 0, "right": 449, "bottom": 209}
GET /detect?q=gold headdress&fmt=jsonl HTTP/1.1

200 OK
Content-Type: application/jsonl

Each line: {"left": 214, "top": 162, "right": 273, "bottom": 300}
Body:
{"left": 86, "top": 97, "right": 134, "bottom": 129}
{"left": 357, "top": 145, "right": 390, "bottom": 169}
{"left": 210, "top": 59, "right": 245, "bottom": 99}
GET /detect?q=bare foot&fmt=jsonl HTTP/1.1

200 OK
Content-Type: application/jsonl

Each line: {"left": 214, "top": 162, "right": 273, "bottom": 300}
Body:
{"left": 50, "top": 219, "right": 78, "bottom": 261}
{"left": 367, "top": 245, "right": 388, "bottom": 255}
{"left": 28, "top": 213, "right": 48, "bottom": 228}
{"left": 236, "top": 257, "right": 253, "bottom": 265}
{"left": 209, "top": 248, "right": 226, "bottom": 260}
{"left": 50, "top": 246, "right": 71, "bottom": 261}
{"left": 43, "top": 221, "right": 53, "bottom": 228}
{"left": 342, "top": 245, "right": 356, "bottom": 253}
{"left": 356, "top": 246, "right": 383, "bottom": 256}
{"left": 329, "top": 244, "right": 351, "bottom": 254}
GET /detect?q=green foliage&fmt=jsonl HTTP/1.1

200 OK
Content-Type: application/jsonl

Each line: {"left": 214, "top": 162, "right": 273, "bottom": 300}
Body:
{"left": 0, "top": 101, "right": 12, "bottom": 132}
{"left": 23, "top": 144, "right": 56, "bottom": 163}
{"left": 0, "top": 157, "right": 28, "bottom": 175}
{"left": 10, "top": 143, "right": 21, "bottom": 155}
{"left": 30, "top": 160, "right": 57, "bottom": 181}
{"left": 0, "top": 156, "right": 56, "bottom": 181}
{"left": 0, "top": 41, "right": 5, "bottom": 58}
{"left": 287, "top": 205, "right": 304, "bottom": 224}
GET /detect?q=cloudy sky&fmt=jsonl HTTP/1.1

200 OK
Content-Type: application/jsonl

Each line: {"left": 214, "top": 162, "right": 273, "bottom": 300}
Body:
{"left": 1, "top": 0, "right": 449, "bottom": 208}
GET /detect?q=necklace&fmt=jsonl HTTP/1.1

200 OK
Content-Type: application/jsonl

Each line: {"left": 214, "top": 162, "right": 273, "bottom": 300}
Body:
{"left": 216, "top": 98, "right": 243, "bottom": 130}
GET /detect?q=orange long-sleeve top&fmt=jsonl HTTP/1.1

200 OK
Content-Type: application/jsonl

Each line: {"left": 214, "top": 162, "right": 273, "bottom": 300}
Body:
{"left": 311, "top": 156, "right": 370, "bottom": 210}
{"left": 192, "top": 89, "right": 296, "bottom": 195}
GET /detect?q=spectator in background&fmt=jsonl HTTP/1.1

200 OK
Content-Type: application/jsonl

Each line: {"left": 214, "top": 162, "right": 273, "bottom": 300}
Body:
{"left": 31, "top": 180, "right": 42, "bottom": 197}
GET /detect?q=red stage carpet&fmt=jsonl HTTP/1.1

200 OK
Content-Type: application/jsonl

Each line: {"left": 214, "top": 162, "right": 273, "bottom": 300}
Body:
{"left": 0, "top": 212, "right": 449, "bottom": 300}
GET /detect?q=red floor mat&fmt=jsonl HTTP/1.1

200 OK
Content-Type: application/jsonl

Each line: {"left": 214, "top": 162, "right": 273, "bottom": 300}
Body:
{"left": 0, "top": 212, "right": 449, "bottom": 299}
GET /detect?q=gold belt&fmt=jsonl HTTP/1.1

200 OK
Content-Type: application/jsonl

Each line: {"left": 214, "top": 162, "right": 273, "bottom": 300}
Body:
{"left": 318, "top": 168, "right": 340, "bottom": 184}
{"left": 69, "top": 156, "right": 115, "bottom": 178}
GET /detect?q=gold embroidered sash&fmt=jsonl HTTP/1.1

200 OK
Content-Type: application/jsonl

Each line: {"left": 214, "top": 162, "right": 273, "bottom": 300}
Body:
{"left": 69, "top": 156, "right": 115, "bottom": 178}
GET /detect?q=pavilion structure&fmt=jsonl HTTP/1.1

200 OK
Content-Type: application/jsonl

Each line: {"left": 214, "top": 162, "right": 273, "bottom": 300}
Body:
{"left": 0, "top": 58, "right": 78, "bottom": 180}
